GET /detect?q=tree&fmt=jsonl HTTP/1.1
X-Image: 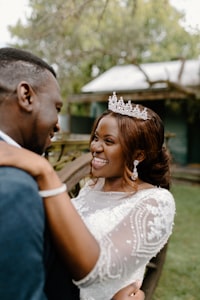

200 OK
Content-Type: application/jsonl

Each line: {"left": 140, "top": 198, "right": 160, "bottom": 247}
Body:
{"left": 8, "top": 0, "right": 200, "bottom": 108}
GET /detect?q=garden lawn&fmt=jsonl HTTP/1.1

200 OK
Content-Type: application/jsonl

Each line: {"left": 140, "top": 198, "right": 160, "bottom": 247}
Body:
{"left": 153, "top": 181, "right": 200, "bottom": 300}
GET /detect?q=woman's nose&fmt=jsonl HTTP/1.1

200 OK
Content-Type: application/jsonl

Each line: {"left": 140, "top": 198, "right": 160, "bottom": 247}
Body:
{"left": 91, "top": 140, "right": 103, "bottom": 153}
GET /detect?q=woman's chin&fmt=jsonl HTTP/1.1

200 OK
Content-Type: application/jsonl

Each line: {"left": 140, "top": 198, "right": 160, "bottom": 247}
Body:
{"left": 91, "top": 168, "right": 104, "bottom": 178}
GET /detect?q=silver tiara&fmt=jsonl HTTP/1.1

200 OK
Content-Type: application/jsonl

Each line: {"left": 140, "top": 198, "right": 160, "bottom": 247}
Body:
{"left": 108, "top": 92, "right": 148, "bottom": 120}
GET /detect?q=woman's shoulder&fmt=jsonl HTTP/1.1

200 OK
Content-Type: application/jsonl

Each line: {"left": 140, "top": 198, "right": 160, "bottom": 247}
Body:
{"left": 139, "top": 185, "right": 173, "bottom": 196}
{"left": 135, "top": 186, "right": 175, "bottom": 209}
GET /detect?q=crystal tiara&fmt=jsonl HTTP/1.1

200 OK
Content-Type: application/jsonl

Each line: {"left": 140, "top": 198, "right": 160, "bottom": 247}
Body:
{"left": 108, "top": 92, "right": 148, "bottom": 120}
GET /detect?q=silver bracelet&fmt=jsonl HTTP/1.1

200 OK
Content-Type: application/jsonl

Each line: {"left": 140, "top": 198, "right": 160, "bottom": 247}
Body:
{"left": 38, "top": 183, "right": 67, "bottom": 198}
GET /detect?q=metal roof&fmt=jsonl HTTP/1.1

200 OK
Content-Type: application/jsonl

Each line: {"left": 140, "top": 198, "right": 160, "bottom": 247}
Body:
{"left": 81, "top": 59, "right": 200, "bottom": 93}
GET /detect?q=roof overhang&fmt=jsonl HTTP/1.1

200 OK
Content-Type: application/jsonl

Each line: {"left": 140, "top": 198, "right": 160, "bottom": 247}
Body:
{"left": 67, "top": 87, "right": 197, "bottom": 104}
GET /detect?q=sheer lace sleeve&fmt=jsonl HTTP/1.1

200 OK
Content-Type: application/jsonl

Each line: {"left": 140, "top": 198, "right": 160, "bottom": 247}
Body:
{"left": 72, "top": 185, "right": 175, "bottom": 300}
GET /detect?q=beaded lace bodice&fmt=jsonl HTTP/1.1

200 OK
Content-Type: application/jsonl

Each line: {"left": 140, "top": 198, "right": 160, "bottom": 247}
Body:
{"left": 71, "top": 178, "right": 175, "bottom": 300}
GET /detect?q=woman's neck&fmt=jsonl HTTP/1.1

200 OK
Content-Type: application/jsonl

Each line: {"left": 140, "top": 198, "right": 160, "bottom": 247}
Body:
{"left": 103, "top": 177, "right": 126, "bottom": 192}
{"left": 103, "top": 177, "right": 154, "bottom": 192}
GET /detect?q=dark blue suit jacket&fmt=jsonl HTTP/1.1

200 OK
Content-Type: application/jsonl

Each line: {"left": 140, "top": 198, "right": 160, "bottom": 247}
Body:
{"left": 0, "top": 139, "right": 79, "bottom": 300}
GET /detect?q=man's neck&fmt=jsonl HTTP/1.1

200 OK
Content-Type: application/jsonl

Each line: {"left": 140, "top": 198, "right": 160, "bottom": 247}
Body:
{"left": 0, "top": 130, "right": 21, "bottom": 147}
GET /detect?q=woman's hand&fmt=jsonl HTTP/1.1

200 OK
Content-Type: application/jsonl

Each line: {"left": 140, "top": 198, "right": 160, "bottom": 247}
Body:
{"left": 0, "top": 141, "right": 61, "bottom": 190}
{"left": 113, "top": 282, "right": 145, "bottom": 300}
{"left": 0, "top": 141, "right": 49, "bottom": 176}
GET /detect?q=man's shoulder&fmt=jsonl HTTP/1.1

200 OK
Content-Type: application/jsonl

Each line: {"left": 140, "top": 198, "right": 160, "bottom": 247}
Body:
{"left": 0, "top": 165, "right": 36, "bottom": 184}
{"left": 0, "top": 166, "right": 42, "bottom": 208}
{"left": 0, "top": 169, "right": 47, "bottom": 300}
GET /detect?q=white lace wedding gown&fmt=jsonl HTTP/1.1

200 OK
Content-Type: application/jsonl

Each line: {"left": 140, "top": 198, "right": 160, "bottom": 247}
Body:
{"left": 71, "top": 178, "right": 175, "bottom": 300}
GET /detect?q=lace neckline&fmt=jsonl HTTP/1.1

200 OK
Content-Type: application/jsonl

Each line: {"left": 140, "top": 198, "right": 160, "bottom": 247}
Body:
{"left": 91, "top": 178, "right": 158, "bottom": 194}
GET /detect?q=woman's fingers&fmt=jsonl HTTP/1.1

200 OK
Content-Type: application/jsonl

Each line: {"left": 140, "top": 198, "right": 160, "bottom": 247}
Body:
{"left": 131, "top": 290, "right": 145, "bottom": 300}
{"left": 112, "top": 281, "right": 145, "bottom": 300}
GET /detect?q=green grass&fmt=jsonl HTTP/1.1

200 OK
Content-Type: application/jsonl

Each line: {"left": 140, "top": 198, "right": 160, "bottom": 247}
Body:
{"left": 153, "top": 181, "right": 200, "bottom": 300}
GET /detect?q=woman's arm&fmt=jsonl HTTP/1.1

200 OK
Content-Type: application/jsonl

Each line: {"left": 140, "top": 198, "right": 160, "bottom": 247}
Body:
{"left": 0, "top": 141, "right": 99, "bottom": 280}
{"left": 0, "top": 142, "right": 146, "bottom": 299}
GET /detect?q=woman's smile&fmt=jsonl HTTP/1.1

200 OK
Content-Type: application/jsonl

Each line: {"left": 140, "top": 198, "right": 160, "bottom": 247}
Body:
{"left": 91, "top": 157, "right": 109, "bottom": 169}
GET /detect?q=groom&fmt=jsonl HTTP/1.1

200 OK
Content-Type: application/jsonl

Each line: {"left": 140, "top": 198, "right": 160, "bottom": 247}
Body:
{"left": 0, "top": 47, "right": 80, "bottom": 300}
{"left": 0, "top": 47, "right": 144, "bottom": 300}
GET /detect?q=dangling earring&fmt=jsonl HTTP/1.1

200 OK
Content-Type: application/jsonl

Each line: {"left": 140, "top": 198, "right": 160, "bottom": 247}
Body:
{"left": 131, "top": 160, "right": 139, "bottom": 181}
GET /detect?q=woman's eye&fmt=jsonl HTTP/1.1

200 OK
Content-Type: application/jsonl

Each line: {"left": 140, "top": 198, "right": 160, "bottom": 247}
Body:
{"left": 105, "top": 139, "right": 114, "bottom": 144}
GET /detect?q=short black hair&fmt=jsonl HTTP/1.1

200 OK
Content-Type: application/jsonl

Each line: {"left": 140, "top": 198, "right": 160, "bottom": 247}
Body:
{"left": 0, "top": 47, "right": 56, "bottom": 77}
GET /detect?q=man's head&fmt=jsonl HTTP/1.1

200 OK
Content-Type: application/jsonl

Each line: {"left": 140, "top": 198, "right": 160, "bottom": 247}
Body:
{"left": 0, "top": 47, "right": 63, "bottom": 154}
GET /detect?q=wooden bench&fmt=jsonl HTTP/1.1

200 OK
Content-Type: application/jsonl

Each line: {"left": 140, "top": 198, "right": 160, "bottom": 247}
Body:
{"left": 57, "top": 152, "right": 168, "bottom": 300}
{"left": 45, "top": 134, "right": 90, "bottom": 171}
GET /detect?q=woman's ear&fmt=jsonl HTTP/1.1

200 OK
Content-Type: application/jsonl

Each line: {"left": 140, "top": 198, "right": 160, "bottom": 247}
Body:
{"left": 134, "top": 150, "right": 145, "bottom": 163}
{"left": 16, "top": 81, "right": 34, "bottom": 112}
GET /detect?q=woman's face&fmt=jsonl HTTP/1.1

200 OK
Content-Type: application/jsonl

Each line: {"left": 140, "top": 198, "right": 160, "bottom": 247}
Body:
{"left": 90, "top": 115, "right": 125, "bottom": 182}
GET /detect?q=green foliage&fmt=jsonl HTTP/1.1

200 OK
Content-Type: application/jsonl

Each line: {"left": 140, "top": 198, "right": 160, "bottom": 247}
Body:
{"left": 153, "top": 182, "right": 200, "bottom": 300}
{"left": 8, "top": 0, "right": 200, "bottom": 104}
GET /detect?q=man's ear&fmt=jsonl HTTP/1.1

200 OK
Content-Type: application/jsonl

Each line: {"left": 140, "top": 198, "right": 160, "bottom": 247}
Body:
{"left": 16, "top": 81, "right": 34, "bottom": 112}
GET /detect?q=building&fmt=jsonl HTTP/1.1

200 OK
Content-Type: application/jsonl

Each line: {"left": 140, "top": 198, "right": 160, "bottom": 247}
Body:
{"left": 68, "top": 59, "right": 200, "bottom": 165}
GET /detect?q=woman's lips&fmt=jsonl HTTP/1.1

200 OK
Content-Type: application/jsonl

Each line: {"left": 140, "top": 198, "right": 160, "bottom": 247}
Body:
{"left": 91, "top": 157, "right": 108, "bottom": 169}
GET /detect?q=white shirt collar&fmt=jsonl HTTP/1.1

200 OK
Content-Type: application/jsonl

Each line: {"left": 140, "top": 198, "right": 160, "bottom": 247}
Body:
{"left": 0, "top": 130, "right": 21, "bottom": 148}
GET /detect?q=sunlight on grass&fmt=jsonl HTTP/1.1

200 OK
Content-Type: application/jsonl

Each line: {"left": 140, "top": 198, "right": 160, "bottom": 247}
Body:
{"left": 153, "top": 181, "right": 200, "bottom": 300}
